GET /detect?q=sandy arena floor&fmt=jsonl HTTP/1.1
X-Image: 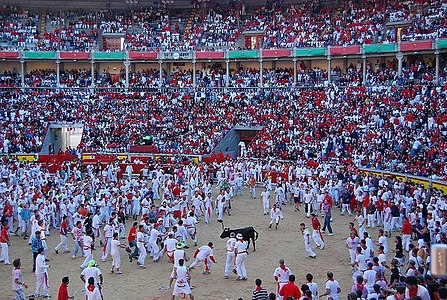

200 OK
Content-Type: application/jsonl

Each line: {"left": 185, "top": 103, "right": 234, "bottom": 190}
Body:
{"left": 0, "top": 187, "right": 382, "bottom": 300}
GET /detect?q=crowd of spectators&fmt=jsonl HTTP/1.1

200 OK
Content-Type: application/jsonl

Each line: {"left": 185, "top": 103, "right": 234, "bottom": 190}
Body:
{"left": 0, "top": 0, "right": 447, "bottom": 51}
{"left": 1, "top": 78, "right": 447, "bottom": 179}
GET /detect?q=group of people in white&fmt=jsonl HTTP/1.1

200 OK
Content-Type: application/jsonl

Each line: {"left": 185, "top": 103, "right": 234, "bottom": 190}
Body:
{"left": 0, "top": 154, "right": 446, "bottom": 299}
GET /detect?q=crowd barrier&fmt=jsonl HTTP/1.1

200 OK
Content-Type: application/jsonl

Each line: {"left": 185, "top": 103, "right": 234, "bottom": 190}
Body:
{"left": 2, "top": 154, "right": 447, "bottom": 191}
{"left": 358, "top": 168, "right": 447, "bottom": 193}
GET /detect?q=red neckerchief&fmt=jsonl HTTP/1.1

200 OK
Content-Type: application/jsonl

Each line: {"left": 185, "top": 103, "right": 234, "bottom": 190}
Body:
{"left": 356, "top": 284, "right": 364, "bottom": 291}
{"left": 256, "top": 286, "right": 262, "bottom": 292}
{"left": 409, "top": 286, "right": 418, "bottom": 298}
{"left": 87, "top": 285, "right": 95, "bottom": 292}
{"left": 327, "top": 278, "right": 334, "bottom": 282}
{"left": 280, "top": 265, "right": 287, "bottom": 271}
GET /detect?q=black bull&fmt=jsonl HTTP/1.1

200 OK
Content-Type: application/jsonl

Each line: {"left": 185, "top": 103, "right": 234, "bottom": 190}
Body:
{"left": 220, "top": 226, "right": 259, "bottom": 251}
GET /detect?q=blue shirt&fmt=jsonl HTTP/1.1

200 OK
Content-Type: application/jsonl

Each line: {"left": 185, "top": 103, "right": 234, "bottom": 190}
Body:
{"left": 31, "top": 237, "right": 43, "bottom": 253}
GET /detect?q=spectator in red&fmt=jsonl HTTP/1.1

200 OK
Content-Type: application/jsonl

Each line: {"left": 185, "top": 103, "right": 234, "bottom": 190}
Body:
{"left": 279, "top": 274, "right": 301, "bottom": 300}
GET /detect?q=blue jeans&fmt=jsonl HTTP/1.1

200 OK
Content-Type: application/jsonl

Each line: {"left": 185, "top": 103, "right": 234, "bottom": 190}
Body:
{"left": 73, "top": 241, "right": 84, "bottom": 257}
{"left": 323, "top": 215, "right": 333, "bottom": 234}
{"left": 129, "top": 240, "right": 139, "bottom": 257}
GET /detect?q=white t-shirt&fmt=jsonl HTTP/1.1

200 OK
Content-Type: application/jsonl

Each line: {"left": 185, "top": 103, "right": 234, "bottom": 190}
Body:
{"left": 274, "top": 266, "right": 293, "bottom": 283}
{"left": 378, "top": 236, "right": 388, "bottom": 253}
{"left": 363, "top": 269, "right": 376, "bottom": 288}
{"left": 355, "top": 253, "right": 367, "bottom": 270}
{"left": 325, "top": 279, "right": 340, "bottom": 300}
{"left": 111, "top": 239, "right": 120, "bottom": 256}
{"left": 81, "top": 267, "right": 102, "bottom": 289}
{"left": 197, "top": 245, "right": 213, "bottom": 260}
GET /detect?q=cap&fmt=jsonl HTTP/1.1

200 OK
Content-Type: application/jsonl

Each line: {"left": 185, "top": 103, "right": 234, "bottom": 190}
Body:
{"left": 236, "top": 233, "right": 243, "bottom": 240}
{"left": 176, "top": 242, "right": 185, "bottom": 249}
{"left": 88, "top": 260, "right": 96, "bottom": 268}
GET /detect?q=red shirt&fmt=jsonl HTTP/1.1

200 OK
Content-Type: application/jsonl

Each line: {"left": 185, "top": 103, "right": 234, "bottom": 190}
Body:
{"left": 59, "top": 221, "right": 68, "bottom": 236}
{"left": 58, "top": 283, "right": 69, "bottom": 300}
{"left": 402, "top": 221, "right": 412, "bottom": 234}
{"left": 311, "top": 218, "right": 321, "bottom": 230}
{"left": 128, "top": 226, "right": 137, "bottom": 243}
{"left": 0, "top": 227, "right": 9, "bottom": 243}
{"left": 279, "top": 282, "right": 301, "bottom": 300}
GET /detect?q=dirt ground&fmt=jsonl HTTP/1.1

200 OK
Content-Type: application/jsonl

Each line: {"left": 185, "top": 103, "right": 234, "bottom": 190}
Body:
{"left": 0, "top": 188, "right": 377, "bottom": 300}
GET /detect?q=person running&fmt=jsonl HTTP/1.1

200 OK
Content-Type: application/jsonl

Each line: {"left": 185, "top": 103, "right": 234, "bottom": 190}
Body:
{"left": 300, "top": 223, "right": 317, "bottom": 258}
{"left": 269, "top": 203, "right": 283, "bottom": 230}
{"left": 310, "top": 214, "right": 324, "bottom": 250}
{"left": 54, "top": 215, "right": 70, "bottom": 254}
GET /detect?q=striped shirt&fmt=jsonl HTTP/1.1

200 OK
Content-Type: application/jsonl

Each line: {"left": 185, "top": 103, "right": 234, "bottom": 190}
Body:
{"left": 252, "top": 287, "right": 268, "bottom": 300}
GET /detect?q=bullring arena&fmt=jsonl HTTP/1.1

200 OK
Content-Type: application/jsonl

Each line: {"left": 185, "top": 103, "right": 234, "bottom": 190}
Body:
{"left": 1, "top": 0, "right": 447, "bottom": 299}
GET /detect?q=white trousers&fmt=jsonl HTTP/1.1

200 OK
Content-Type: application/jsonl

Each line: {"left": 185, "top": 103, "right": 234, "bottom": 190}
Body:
{"left": 55, "top": 235, "right": 69, "bottom": 252}
{"left": 236, "top": 253, "right": 247, "bottom": 278}
{"left": 224, "top": 251, "right": 235, "bottom": 277}
{"left": 1, "top": 242, "right": 9, "bottom": 264}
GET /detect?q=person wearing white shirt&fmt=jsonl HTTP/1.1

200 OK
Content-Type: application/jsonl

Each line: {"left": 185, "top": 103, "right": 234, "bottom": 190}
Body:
{"left": 101, "top": 220, "right": 114, "bottom": 262}
{"left": 136, "top": 225, "right": 147, "bottom": 268}
{"left": 110, "top": 232, "right": 126, "bottom": 274}
{"left": 319, "top": 272, "right": 341, "bottom": 300}
{"left": 234, "top": 234, "right": 248, "bottom": 281}
{"left": 404, "top": 276, "right": 430, "bottom": 300}
{"left": 188, "top": 242, "right": 217, "bottom": 274}
{"left": 224, "top": 232, "right": 237, "bottom": 279}
{"left": 274, "top": 259, "right": 293, "bottom": 300}
{"left": 269, "top": 203, "right": 283, "bottom": 230}
{"left": 261, "top": 187, "right": 270, "bottom": 215}
{"left": 375, "top": 229, "right": 388, "bottom": 254}
{"left": 80, "top": 230, "right": 94, "bottom": 269}
{"left": 149, "top": 220, "right": 163, "bottom": 262}
{"left": 35, "top": 248, "right": 50, "bottom": 298}
{"left": 363, "top": 263, "right": 377, "bottom": 293}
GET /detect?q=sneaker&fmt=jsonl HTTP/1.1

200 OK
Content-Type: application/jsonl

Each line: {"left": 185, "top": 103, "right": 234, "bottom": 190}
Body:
{"left": 72, "top": 255, "right": 76, "bottom": 259}
{"left": 328, "top": 233, "right": 333, "bottom": 236}
{"left": 116, "top": 271, "right": 123, "bottom": 274}
{"left": 202, "top": 271, "right": 210, "bottom": 275}
{"left": 139, "top": 265, "right": 146, "bottom": 268}
{"left": 242, "top": 277, "right": 248, "bottom": 281}
{"left": 224, "top": 276, "right": 229, "bottom": 279}
{"left": 309, "top": 255, "right": 317, "bottom": 259}
{"left": 64, "top": 251, "right": 70, "bottom": 253}
{"left": 54, "top": 249, "right": 58, "bottom": 254}
{"left": 232, "top": 269, "right": 237, "bottom": 274}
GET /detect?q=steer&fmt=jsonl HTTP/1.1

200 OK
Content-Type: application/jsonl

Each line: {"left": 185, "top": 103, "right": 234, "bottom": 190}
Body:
{"left": 220, "top": 224, "right": 259, "bottom": 252}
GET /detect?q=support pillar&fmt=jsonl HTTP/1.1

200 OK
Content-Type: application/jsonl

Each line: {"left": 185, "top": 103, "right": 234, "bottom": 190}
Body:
{"left": 90, "top": 56, "right": 95, "bottom": 89}
{"left": 225, "top": 58, "right": 229, "bottom": 88}
{"left": 20, "top": 59, "right": 25, "bottom": 90}
{"left": 327, "top": 56, "right": 332, "bottom": 84}
{"left": 397, "top": 51, "right": 403, "bottom": 77}
{"left": 362, "top": 55, "right": 366, "bottom": 85}
{"left": 259, "top": 48, "right": 263, "bottom": 88}
{"left": 56, "top": 60, "right": 60, "bottom": 89}
{"left": 124, "top": 60, "right": 130, "bottom": 89}
{"left": 435, "top": 50, "right": 440, "bottom": 85}
{"left": 159, "top": 61, "right": 163, "bottom": 88}
{"left": 293, "top": 57, "right": 297, "bottom": 85}
{"left": 192, "top": 59, "right": 196, "bottom": 88}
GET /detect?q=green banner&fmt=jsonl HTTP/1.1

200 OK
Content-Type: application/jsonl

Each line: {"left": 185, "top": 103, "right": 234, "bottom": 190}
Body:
{"left": 295, "top": 48, "right": 325, "bottom": 57}
{"left": 364, "top": 43, "right": 396, "bottom": 54}
{"left": 23, "top": 51, "right": 56, "bottom": 59}
{"left": 93, "top": 52, "right": 125, "bottom": 60}
{"left": 228, "top": 50, "right": 259, "bottom": 59}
